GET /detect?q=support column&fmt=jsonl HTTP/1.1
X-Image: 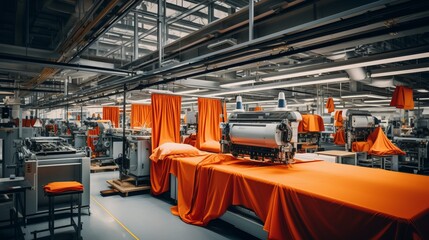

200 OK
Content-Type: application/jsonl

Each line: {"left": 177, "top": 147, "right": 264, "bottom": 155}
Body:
{"left": 121, "top": 84, "right": 127, "bottom": 180}
{"left": 157, "top": 0, "right": 166, "bottom": 67}
{"left": 208, "top": 3, "right": 215, "bottom": 23}
{"left": 134, "top": 11, "right": 139, "bottom": 60}
{"left": 249, "top": 0, "right": 254, "bottom": 41}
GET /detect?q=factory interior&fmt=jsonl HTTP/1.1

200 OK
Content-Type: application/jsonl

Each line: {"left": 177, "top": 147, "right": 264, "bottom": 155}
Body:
{"left": 1, "top": 0, "right": 429, "bottom": 239}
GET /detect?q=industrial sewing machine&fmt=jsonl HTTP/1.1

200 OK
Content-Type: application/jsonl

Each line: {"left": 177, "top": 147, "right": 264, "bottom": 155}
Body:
{"left": 89, "top": 120, "right": 116, "bottom": 166}
{"left": 17, "top": 137, "right": 90, "bottom": 216}
{"left": 220, "top": 111, "right": 302, "bottom": 163}
{"left": 393, "top": 118, "right": 429, "bottom": 173}
{"left": 343, "top": 110, "right": 376, "bottom": 152}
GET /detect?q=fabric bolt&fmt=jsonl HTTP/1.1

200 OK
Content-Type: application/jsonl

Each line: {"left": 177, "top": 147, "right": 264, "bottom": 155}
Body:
{"left": 325, "top": 97, "right": 335, "bottom": 113}
{"left": 44, "top": 181, "right": 83, "bottom": 193}
{"left": 390, "top": 86, "right": 414, "bottom": 110}
{"left": 102, "top": 106, "right": 119, "bottom": 128}
{"left": 196, "top": 98, "right": 223, "bottom": 152}
{"left": 150, "top": 152, "right": 429, "bottom": 240}
{"left": 150, "top": 94, "right": 182, "bottom": 151}
{"left": 298, "top": 114, "right": 325, "bottom": 132}
{"left": 367, "top": 127, "right": 405, "bottom": 156}
{"left": 131, "top": 104, "right": 152, "bottom": 128}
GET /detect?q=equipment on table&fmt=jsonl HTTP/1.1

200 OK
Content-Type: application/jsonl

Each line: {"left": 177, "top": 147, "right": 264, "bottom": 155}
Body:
{"left": 220, "top": 111, "right": 302, "bottom": 163}
{"left": 343, "top": 110, "right": 375, "bottom": 152}
{"left": 17, "top": 137, "right": 90, "bottom": 216}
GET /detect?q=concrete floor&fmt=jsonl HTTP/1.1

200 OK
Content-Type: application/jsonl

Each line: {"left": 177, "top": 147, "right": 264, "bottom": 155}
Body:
{"left": 0, "top": 171, "right": 259, "bottom": 240}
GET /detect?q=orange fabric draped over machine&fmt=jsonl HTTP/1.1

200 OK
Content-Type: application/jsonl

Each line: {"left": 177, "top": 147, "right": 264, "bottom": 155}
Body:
{"left": 298, "top": 114, "right": 325, "bottom": 132}
{"left": 151, "top": 94, "right": 182, "bottom": 150}
{"left": 367, "top": 127, "right": 405, "bottom": 156}
{"left": 196, "top": 98, "right": 223, "bottom": 152}
{"left": 102, "top": 106, "right": 119, "bottom": 128}
{"left": 334, "top": 129, "right": 346, "bottom": 145}
{"left": 131, "top": 104, "right": 152, "bottom": 128}
{"left": 325, "top": 97, "right": 335, "bottom": 113}
{"left": 390, "top": 86, "right": 414, "bottom": 110}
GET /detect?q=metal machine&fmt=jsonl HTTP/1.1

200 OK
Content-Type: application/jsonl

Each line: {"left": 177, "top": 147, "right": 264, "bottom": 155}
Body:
{"left": 220, "top": 111, "right": 302, "bottom": 163}
{"left": 89, "top": 120, "right": 115, "bottom": 165}
{"left": 343, "top": 110, "right": 375, "bottom": 151}
{"left": 393, "top": 118, "right": 429, "bottom": 173}
{"left": 18, "top": 137, "right": 90, "bottom": 216}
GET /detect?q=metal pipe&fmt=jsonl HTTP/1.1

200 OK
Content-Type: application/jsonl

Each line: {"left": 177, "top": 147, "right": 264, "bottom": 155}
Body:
{"left": 249, "top": 0, "right": 254, "bottom": 41}
{"left": 134, "top": 11, "right": 139, "bottom": 60}
{"left": 158, "top": 0, "right": 165, "bottom": 67}
{"left": 121, "top": 84, "right": 127, "bottom": 180}
{"left": 208, "top": 2, "right": 215, "bottom": 23}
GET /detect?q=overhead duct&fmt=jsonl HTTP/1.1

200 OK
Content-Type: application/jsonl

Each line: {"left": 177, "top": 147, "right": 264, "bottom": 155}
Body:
{"left": 208, "top": 39, "right": 237, "bottom": 51}
{"left": 325, "top": 52, "right": 367, "bottom": 81}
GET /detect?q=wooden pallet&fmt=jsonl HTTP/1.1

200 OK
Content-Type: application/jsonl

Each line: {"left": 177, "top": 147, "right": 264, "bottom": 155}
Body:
{"left": 105, "top": 178, "right": 150, "bottom": 197}
{"left": 90, "top": 164, "right": 118, "bottom": 173}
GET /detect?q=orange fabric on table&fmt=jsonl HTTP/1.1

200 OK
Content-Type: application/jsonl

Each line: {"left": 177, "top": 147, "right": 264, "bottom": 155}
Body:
{"left": 325, "top": 97, "right": 334, "bottom": 113}
{"left": 196, "top": 98, "right": 222, "bottom": 152}
{"left": 390, "top": 86, "right": 414, "bottom": 110}
{"left": 154, "top": 154, "right": 429, "bottom": 239}
{"left": 131, "top": 104, "right": 152, "bottom": 128}
{"left": 44, "top": 181, "right": 84, "bottom": 193}
{"left": 367, "top": 127, "right": 405, "bottom": 156}
{"left": 352, "top": 141, "right": 371, "bottom": 152}
{"left": 151, "top": 94, "right": 182, "bottom": 151}
{"left": 298, "top": 114, "right": 325, "bottom": 132}
{"left": 334, "top": 110, "right": 343, "bottom": 127}
{"left": 102, "top": 106, "right": 119, "bottom": 128}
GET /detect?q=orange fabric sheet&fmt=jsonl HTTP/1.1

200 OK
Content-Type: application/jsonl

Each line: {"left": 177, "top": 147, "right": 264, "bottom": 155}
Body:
{"left": 223, "top": 102, "right": 228, "bottom": 122}
{"left": 102, "top": 106, "right": 119, "bottom": 128}
{"left": 44, "top": 181, "right": 84, "bottom": 193}
{"left": 390, "top": 86, "right": 414, "bottom": 110}
{"left": 367, "top": 127, "right": 406, "bottom": 156}
{"left": 152, "top": 154, "right": 429, "bottom": 239}
{"left": 254, "top": 106, "right": 263, "bottom": 112}
{"left": 333, "top": 129, "right": 345, "bottom": 145}
{"left": 196, "top": 98, "right": 222, "bottom": 152}
{"left": 151, "top": 94, "right": 182, "bottom": 151}
{"left": 183, "top": 133, "right": 197, "bottom": 147}
{"left": 131, "top": 104, "right": 152, "bottom": 128}
{"left": 325, "top": 97, "right": 334, "bottom": 113}
{"left": 298, "top": 114, "right": 325, "bottom": 132}
{"left": 352, "top": 141, "right": 371, "bottom": 152}
{"left": 334, "top": 110, "right": 343, "bottom": 127}
{"left": 87, "top": 127, "right": 99, "bottom": 151}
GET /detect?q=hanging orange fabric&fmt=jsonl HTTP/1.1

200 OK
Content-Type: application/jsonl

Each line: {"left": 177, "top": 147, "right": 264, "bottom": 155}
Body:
{"left": 131, "top": 104, "right": 152, "bottom": 128}
{"left": 196, "top": 98, "right": 222, "bottom": 152}
{"left": 77, "top": 115, "right": 81, "bottom": 121}
{"left": 334, "top": 110, "right": 343, "bottom": 127}
{"left": 298, "top": 114, "right": 325, "bottom": 132}
{"left": 151, "top": 94, "right": 182, "bottom": 150}
{"left": 334, "top": 128, "right": 346, "bottom": 145}
{"left": 367, "top": 127, "right": 405, "bottom": 156}
{"left": 390, "top": 86, "right": 414, "bottom": 110}
{"left": 87, "top": 127, "right": 99, "bottom": 152}
{"left": 325, "top": 97, "right": 335, "bottom": 113}
{"left": 254, "top": 106, "right": 263, "bottom": 112}
{"left": 102, "top": 106, "right": 119, "bottom": 128}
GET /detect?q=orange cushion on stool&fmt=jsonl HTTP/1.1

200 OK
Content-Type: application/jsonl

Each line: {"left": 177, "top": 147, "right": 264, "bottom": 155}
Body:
{"left": 44, "top": 181, "right": 84, "bottom": 193}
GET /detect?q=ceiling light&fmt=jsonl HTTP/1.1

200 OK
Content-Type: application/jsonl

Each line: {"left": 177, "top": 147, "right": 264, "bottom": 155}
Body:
{"left": 371, "top": 63, "right": 429, "bottom": 78}
{"left": 220, "top": 80, "right": 256, "bottom": 88}
{"left": 365, "top": 99, "right": 392, "bottom": 103}
{"left": 417, "top": 98, "right": 429, "bottom": 100}
{"left": 417, "top": 89, "right": 429, "bottom": 93}
{"left": 341, "top": 94, "right": 387, "bottom": 99}
{"left": 175, "top": 89, "right": 208, "bottom": 94}
{"left": 206, "top": 75, "right": 349, "bottom": 97}
{"left": 101, "top": 102, "right": 115, "bottom": 106}
{"left": 0, "top": 91, "right": 14, "bottom": 95}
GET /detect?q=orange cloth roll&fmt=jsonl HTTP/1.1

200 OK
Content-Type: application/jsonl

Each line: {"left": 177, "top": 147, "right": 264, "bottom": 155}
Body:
{"left": 102, "top": 106, "right": 120, "bottom": 128}
{"left": 298, "top": 114, "right": 325, "bottom": 132}
{"left": 44, "top": 181, "right": 84, "bottom": 193}
{"left": 390, "top": 86, "right": 414, "bottom": 110}
{"left": 196, "top": 98, "right": 223, "bottom": 152}
{"left": 151, "top": 94, "right": 182, "bottom": 150}
{"left": 131, "top": 104, "right": 152, "bottom": 128}
{"left": 325, "top": 97, "right": 335, "bottom": 113}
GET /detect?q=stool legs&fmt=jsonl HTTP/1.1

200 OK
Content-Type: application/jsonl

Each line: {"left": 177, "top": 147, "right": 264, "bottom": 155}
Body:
{"left": 78, "top": 193, "right": 82, "bottom": 239}
{"left": 49, "top": 195, "right": 54, "bottom": 240}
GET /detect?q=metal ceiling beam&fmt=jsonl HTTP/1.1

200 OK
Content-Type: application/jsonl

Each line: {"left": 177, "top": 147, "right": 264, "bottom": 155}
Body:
{"left": 0, "top": 55, "right": 134, "bottom": 76}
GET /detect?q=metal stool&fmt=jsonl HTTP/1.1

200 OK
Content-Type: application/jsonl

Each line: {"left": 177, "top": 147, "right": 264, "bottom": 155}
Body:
{"left": 32, "top": 182, "right": 83, "bottom": 240}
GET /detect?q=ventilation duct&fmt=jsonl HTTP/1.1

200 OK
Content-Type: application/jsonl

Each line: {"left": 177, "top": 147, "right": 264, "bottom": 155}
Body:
{"left": 326, "top": 52, "right": 367, "bottom": 81}
{"left": 208, "top": 39, "right": 237, "bottom": 51}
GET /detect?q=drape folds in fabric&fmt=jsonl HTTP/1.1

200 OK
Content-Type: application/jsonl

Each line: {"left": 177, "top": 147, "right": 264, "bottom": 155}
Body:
{"left": 131, "top": 104, "right": 152, "bottom": 128}
{"left": 151, "top": 94, "right": 181, "bottom": 151}
{"left": 102, "top": 106, "right": 119, "bottom": 128}
{"left": 87, "top": 127, "right": 99, "bottom": 152}
{"left": 334, "top": 128, "right": 346, "bottom": 145}
{"left": 196, "top": 98, "right": 223, "bottom": 152}
{"left": 325, "top": 97, "right": 335, "bottom": 113}
{"left": 334, "top": 110, "right": 343, "bottom": 127}
{"left": 367, "top": 127, "right": 406, "bottom": 156}
{"left": 298, "top": 114, "right": 325, "bottom": 132}
{"left": 150, "top": 153, "right": 429, "bottom": 240}
{"left": 390, "top": 86, "right": 414, "bottom": 110}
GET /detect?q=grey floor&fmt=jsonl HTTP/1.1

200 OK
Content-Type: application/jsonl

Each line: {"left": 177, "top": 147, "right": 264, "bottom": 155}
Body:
{"left": 1, "top": 171, "right": 260, "bottom": 240}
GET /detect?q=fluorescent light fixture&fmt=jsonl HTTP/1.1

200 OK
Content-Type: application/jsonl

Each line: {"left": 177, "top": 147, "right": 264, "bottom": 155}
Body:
{"left": 365, "top": 99, "right": 392, "bottom": 103}
{"left": 101, "top": 102, "right": 115, "bottom": 106}
{"left": 417, "top": 98, "right": 429, "bottom": 100}
{"left": 206, "top": 75, "right": 349, "bottom": 97}
{"left": 128, "top": 99, "right": 151, "bottom": 104}
{"left": 341, "top": 94, "right": 387, "bottom": 99}
{"left": 371, "top": 64, "right": 429, "bottom": 78}
{"left": 0, "top": 91, "right": 14, "bottom": 95}
{"left": 417, "top": 89, "right": 429, "bottom": 93}
{"left": 220, "top": 80, "right": 256, "bottom": 88}
{"left": 175, "top": 89, "right": 208, "bottom": 94}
